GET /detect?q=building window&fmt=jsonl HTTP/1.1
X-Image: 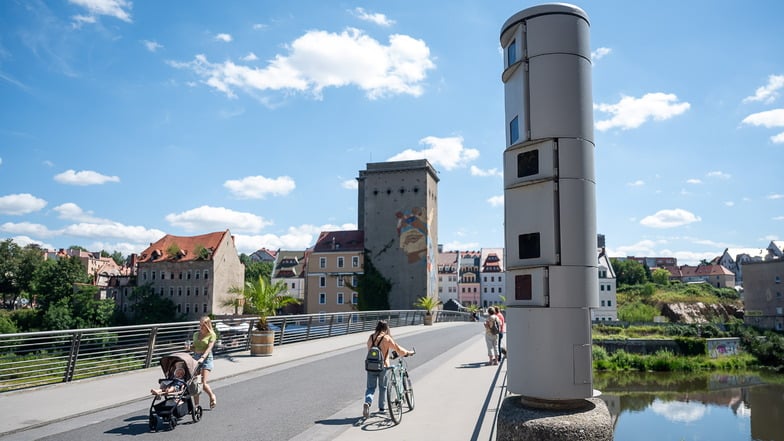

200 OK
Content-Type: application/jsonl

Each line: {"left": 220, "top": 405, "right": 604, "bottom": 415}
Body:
{"left": 507, "top": 39, "right": 517, "bottom": 66}
{"left": 608, "top": 301, "right": 612, "bottom": 307}
{"left": 337, "top": 277, "right": 344, "bottom": 288}
{"left": 195, "top": 287, "right": 199, "bottom": 296}
{"left": 600, "top": 285, "right": 605, "bottom": 291}
{"left": 187, "top": 271, "right": 192, "bottom": 280}
{"left": 169, "top": 288, "right": 174, "bottom": 297}
{"left": 510, "top": 116, "right": 520, "bottom": 144}
{"left": 338, "top": 257, "right": 344, "bottom": 268}
{"left": 352, "top": 256, "right": 359, "bottom": 267}
{"left": 178, "top": 287, "right": 182, "bottom": 296}
{"left": 319, "top": 276, "right": 326, "bottom": 288}
{"left": 179, "top": 272, "right": 183, "bottom": 279}
{"left": 203, "top": 303, "right": 208, "bottom": 312}
{"left": 320, "top": 257, "right": 326, "bottom": 269}
{"left": 601, "top": 300, "right": 606, "bottom": 307}
{"left": 776, "top": 276, "right": 781, "bottom": 284}
{"left": 142, "top": 271, "right": 147, "bottom": 281}
{"left": 337, "top": 292, "right": 344, "bottom": 304}
{"left": 196, "top": 272, "right": 200, "bottom": 280}
{"left": 204, "top": 270, "right": 209, "bottom": 280}
{"left": 353, "top": 292, "right": 359, "bottom": 304}
{"left": 186, "top": 304, "right": 190, "bottom": 314}
{"left": 152, "top": 271, "right": 156, "bottom": 280}
{"left": 319, "top": 293, "right": 326, "bottom": 304}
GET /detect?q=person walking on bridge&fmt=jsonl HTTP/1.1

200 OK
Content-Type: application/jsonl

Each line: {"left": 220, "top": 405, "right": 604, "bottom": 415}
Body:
{"left": 362, "top": 320, "right": 411, "bottom": 418}
{"left": 484, "top": 308, "right": 501, "bottom": 366}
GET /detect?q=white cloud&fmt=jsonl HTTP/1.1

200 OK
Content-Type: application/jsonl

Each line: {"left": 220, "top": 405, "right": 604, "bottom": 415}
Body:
{"left": 743, "top": 74, "right": 784, "bottom": 104}
{"left": 595, "top": 92, "right": 690, "bottom": 131}
{"left": 9, "top": 236, "right": 53, "bottom": 250}
{"left": 53, "top": 203, "right": 107, "bottom": 223}
{"left": 61, "top": 222, "right": 166, "bottom": 244}
{"left": 253, "top": 24, "right": 267, "bottom": 30}
{"left": 686, "top": 178, "right": 702, "bottom": 184}
{"left": 650, "top": 400, "right": 706, "bottom": 423}
{"left": 606, "top": 239, "right": 659, "bottom": 257}
{"left": 351, "top": 7, "right": 395, "bottom": 27}
{"left": 341, "top": 179, "right": 358, "bottom": 190}
{"left": 470, "top": 166, "right": 502, "bottom": 177}
{"left": 0, "top": 193, "right": 47, "bottom": 215}
{"left": 165, "top": 205, "right": 272, "bottom": 233}
{"left": 775, "top": 216, "right": 784, "bottom": 221}
{"left": 640, "top": 208, "right": 701, "bottom": 229}
{"left": 142, "top": 40, "right": 163, "bottom": 52}
{"left": 242, "top": 52, "right": 258, "bottom": 62}
{"left": 591, "top": 47, "right": 611, "bottom": 61}
{"left": 233, "top": 222, "right": 357, "bottom": 254}
{"left": 387, "top": 136, "right": 479, "bottom": 171}
{"left": 215, "top": 33, "right": 233, "bottom": 42}
{"left": 627, "top": 180, "right": 645, "bottom": 187}
{"left": 69, "top": 0, "right": 132, "bottom": 24}
{"left": 223, "top": 175, "right": 296, "bottom": 199}
{"left": 487, "top": 195, "right": 504, "bottom": 207}
{"left": 54, "top": 169, "right": 120, "bottom": 185}
{"left": 741, "top": 108, "right": 784, "bottom": 143}
{"left": 1, "top": 222, "right": 54, "bottom": 237}
{"left": 440, "top": 241, "right": 480, "bottom": 252}
{"left": 724, "top": 201, "right": 735, "bottom": 207}
{"left": 706, "top": 171, "right": 731, "bottom": 179}
{"left": 768, "top": 194, "right": 784, "bottom": 200}
{"left": 170, "top": 28, "right": 435, "bottom": 101}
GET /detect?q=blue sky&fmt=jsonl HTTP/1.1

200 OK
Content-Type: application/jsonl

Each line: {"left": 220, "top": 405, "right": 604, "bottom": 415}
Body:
{"left": 1, "top": 0, "right": 782, "bottom": 265}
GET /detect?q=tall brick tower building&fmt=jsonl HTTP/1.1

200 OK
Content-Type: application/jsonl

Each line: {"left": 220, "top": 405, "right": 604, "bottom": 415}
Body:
{"left": 357, "top": 160, "right": 439, "bottom": 310}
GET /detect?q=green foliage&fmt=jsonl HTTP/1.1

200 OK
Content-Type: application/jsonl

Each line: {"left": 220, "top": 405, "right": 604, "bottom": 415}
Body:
{"left": 34, "top": 256, "right": 90, "bottom": 311}
{"left": 356, "top": 251, "right": 391, "bottom": 311}
{"left": 652, "top": 268, "right": 670, "bottom": 285}
{"left": 0, "top": 240, "right": 45, "bottom": 309}
{"left": 42, "top": 300, "right": 74, "bottom": 330}
{"left": 592, "top": 348, "right": 756, "bottom": 373}
{"left": 166, "top": 243, "right": 181, "bottom": 258}
{"left": 413, "top": 295, "right": 442, "bottom": 314}
{"left": 244, "top": 261, "right": 272, "bottom": 284}
{"left": 618, "top": 301, "right": 659, "bottom": 322}
{"left": 0, "top": 312, "right": 18, "bottom": 333}
{"left": 230, "top": 276, "right": 299, "bottom": 331}
{"left": 128, "top": 284, "right": 182, "bottom": 324}
{"left": 110, "top": 251, "right": 125, "bottom": 266}
{"left": 736, "top": 328, "right": 784, "bottom": 372}
{"left": 193, "top": 244, "right": 211, "bottom": 260}
{"left": 610, "top": 258, "right": 647, "bottom": 286}
{"left": 673, "top": 337, "right": 707, "bottom": 356}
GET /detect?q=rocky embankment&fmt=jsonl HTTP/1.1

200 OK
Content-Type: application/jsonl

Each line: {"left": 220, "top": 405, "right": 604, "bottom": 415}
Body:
{"left": 659, "top": 302, "right": 744, "bottom": 324}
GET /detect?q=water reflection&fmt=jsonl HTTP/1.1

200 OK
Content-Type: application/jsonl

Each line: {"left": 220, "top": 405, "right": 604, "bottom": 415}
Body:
{"left": 595, "top": 372, "right": 784, "bottom": 441}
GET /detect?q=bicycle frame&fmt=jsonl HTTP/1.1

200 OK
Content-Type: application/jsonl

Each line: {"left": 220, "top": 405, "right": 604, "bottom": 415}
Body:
{"left": 385, "top": 351, "right": 414, "bottom": 425}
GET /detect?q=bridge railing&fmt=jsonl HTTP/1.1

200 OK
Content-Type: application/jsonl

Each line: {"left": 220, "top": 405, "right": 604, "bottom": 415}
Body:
{"left": 0, "top": 310, "right": 472, "bottom": 393}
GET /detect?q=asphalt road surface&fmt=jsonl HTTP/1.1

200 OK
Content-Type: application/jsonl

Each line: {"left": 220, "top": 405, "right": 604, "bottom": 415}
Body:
{"left": 25, "top": 323, "right": 480, "bottom": 441}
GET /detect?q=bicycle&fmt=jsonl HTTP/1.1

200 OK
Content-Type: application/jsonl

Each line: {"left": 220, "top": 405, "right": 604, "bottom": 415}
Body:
{"left": 385, "top": 349, "right": 415, "bottom": 425}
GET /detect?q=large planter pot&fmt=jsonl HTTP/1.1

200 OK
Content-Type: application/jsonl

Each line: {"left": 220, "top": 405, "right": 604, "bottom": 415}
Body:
{"left": 423, "top": 313, "right": 434, "bottom": 326}
{"left": 250, "top": 330, "right": 275, "bottom": 356}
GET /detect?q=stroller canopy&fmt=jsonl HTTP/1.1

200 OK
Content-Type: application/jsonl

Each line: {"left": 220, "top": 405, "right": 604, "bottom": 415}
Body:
{"left": 159, "top": 352, "right": 199, "bottom": 380}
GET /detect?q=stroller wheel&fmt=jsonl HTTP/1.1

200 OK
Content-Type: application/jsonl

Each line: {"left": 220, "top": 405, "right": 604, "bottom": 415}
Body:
{"left": 169, "top": 417, "right": 177, "bottom": 430}
{"left": 148, "top": 415, "right": 158, "bottom": 431}
{"left": 192, "top": 406, "right": 203, "bottom": 422}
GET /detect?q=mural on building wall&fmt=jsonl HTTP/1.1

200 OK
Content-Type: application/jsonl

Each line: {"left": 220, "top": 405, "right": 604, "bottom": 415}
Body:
{"left": 396, "top": 208, "right": 429, "bottom": 263}
{"left": 395, "top": 207, "right": 437, "bottom": 298}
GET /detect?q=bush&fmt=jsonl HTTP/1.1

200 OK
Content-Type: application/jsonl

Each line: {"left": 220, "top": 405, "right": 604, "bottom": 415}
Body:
{"left": 618, "top": 301, "right": 659, "bottom": 323}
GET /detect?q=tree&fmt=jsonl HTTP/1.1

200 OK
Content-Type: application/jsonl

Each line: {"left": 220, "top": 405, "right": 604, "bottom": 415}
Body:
{"left": 128, "top": 284, "right": 181, "bottom": 324}
{"left": 652, "top": 268, "right": 671, "bottom": 285}
{"left": 70, "top": 285, "right": 115, "bottom": 328}
{"left": 230, "top": 276, "right": 299, "bottom": 330}
{"left": 244, "top": 260, "right": 272, "bottom": 284}
{"left": 34, "top": 256, "right": 90, "bottom": 311}
{"left": 110, "top": 251, "right": 125, "bottom": 266}
{"left": 356, "top": 252, "right": 391, "bottom": 311}
{"left": 0, "top": 313, "right": 18, "bottom": 333}
{"left": 611, "top": 258, "right": 647, "bottom": 286}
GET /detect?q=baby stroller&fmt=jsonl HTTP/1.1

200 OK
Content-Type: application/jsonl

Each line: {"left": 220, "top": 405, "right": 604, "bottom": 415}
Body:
{"left": 148, "top": 352, "right": 204, "bottom": 431}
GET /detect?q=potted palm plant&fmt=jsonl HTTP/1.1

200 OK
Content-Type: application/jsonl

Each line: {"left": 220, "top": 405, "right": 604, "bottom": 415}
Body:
{"left": 230, "top": 276, "right": 299, "bottom": 356}
{"left": 413, "top": 295, "right": 442, "bottom": 326}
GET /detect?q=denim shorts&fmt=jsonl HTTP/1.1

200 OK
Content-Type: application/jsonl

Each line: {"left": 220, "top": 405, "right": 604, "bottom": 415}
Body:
{"left": 193, "top": 352, "right": 214, "bottom": 371}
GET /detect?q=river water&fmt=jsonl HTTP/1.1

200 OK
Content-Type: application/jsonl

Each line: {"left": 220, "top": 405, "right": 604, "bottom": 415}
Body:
{"left": 595, "top": 372, "right": 784, "bottom": 441}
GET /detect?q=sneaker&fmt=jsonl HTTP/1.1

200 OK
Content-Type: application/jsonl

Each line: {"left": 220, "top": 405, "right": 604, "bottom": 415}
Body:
{"left": 379, "top": 408, "right": 385, "bottom": 413}
{"left": 362, "top": 403, "right": 370, "bottom": 418}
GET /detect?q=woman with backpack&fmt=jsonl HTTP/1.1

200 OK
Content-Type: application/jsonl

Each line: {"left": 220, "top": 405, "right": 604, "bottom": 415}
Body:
{"left": 362, "top": 320, "right": 411, "bottom": 418}
{"left": 484, "top": 307, "right": 501, "bottom": 366}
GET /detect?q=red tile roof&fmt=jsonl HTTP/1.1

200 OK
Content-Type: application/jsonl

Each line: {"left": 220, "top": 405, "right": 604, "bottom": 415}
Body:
{"left": 313, "top": 230, "right": 364, "bottom": 252}
{"left": 137, "top": 230, "right": 230, "bottom": 263}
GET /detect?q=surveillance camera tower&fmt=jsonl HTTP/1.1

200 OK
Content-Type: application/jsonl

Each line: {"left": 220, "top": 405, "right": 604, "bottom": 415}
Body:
{"left": 500, "top": 3, "right": 598, "bottom": 404}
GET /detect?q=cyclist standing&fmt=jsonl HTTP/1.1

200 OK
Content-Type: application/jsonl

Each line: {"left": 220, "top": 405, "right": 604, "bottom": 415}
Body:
{"left": 363, "top": 320, "right": 412, "bottom": 418}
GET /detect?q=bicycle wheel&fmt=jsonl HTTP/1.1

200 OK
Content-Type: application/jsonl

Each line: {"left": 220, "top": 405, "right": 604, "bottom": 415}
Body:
{"left": 403, "top": 372, "right": 415, "bottom": 411}
{"left": 386, "top": 374, "right": 403, "bottom": 425}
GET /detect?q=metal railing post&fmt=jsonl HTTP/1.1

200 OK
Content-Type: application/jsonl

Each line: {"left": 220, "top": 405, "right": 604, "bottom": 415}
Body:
{"left": 144, "top": 327, "right": 159, "bottom": 369}
{"left": 64, "top": 332, "right": 82, "bottom": 383}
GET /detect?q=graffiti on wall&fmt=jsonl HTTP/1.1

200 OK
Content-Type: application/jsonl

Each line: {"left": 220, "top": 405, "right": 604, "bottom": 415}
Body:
{"left": 707, "top": 338, "right": 741, "bottom": 358}
{"left": 395, "top": 207, "right": 437, "bottom": 298}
